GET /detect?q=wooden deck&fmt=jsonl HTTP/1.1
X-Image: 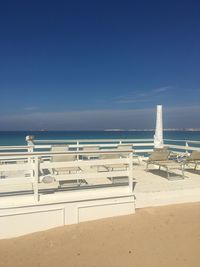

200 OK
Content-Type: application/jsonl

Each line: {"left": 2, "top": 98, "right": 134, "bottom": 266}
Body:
{"left": 0, "top": 156, "right": 200, "bottom": 238}
{"left": 0, "top": 137, "right": 200, "bottom": 238}
{"left": 134, "top": 160, "right": 200, "bottom": 208}
{"left": 1, "top": 159, "right": 200, "bottom": 208}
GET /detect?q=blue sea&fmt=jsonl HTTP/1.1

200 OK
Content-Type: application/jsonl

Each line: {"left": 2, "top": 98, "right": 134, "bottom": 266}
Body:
{"left": 0, "top": 131, "right": 200, "bottom": 146}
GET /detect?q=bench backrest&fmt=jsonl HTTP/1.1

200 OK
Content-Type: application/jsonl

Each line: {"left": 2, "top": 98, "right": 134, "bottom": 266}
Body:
{"left": 51, "top": 145, "right": 76, "bottom": 162}
{"left": 188, "top": 151, "right": 200, "bottom": 161}
{"left": 149, "top": 150, "right": 170, "bottom": 161}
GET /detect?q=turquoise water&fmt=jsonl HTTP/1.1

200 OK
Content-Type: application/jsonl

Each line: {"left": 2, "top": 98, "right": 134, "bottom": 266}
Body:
{"left": 0, "top": 131, "right": 200, "bottom": 146}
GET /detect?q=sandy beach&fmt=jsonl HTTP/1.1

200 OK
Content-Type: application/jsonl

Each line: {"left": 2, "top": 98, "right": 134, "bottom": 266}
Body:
{"left": 0, "top": 202, "right": 200, "bottom": 267}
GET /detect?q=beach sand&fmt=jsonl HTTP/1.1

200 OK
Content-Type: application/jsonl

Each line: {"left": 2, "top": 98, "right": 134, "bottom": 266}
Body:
{"left": 0, "top": 202, "right": 200, "bottom": 267}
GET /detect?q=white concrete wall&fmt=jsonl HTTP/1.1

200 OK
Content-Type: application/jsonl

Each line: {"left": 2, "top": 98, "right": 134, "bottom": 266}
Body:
{"left": 135, "top": 188, "right": 200, "bottom": 209}
{"left": 0, "top": 195, "right": 135, "bottom": 239}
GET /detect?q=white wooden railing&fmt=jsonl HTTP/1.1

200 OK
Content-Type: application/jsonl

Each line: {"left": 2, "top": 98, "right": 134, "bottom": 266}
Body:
{"left": 0, "top": 137, "right": 199, "bottom": 158}
{"left": 0, "top": 137, "right": 200, "bottom": 202}
{"left": 31, "top": 137, "right": 200, "bottom": 154}
{"left": 0, "top": 149, "right": 133, "bottom": 202}
{"left": 164, "top": 139, "right": 200, "bottom": 153}
{"left": 32, "top": 138, "right": 155, "bottom": 154}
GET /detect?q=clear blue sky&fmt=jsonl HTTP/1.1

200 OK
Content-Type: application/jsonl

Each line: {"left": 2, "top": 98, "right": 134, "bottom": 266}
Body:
{"left": 0, "top": 0, "right": 200, "bottom": 130}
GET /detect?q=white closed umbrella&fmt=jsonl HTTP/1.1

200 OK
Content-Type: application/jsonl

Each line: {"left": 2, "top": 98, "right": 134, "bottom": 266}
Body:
{"left": 154, "top": 105, "right": 164, "bottom": 148}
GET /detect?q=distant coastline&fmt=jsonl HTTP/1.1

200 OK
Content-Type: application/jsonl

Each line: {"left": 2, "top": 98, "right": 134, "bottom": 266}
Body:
{"left": 0, "top": 129, "right": 199, "bottom": 132}
{"left": 104, "top": 129, "right": 200, "bottom": 132}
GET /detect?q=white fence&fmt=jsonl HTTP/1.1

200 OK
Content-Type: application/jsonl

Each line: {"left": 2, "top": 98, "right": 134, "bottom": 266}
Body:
{"left": 0, "top": 137, "right": 200, "bottom": 203}
{"left": 0, "top": 138, "right": 199, "bottom": 154}
{"left": 32, "top": 138, "right": 155, "bottom": 154}
{"left": 164, "top": 139, "right": 200, "bottom": 153}
{"left": 0, "top": 149, "right": 133, "bottom": 202}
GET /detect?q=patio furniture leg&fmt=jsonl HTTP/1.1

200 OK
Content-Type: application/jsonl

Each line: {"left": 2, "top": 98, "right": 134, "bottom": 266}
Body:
{"left": 194, "top": 163, "right": 197, "bottom": 171}
{"left": 166, "top": 167, "right": 170, "bottom": 180}
{"left": 146, "top": 163, "right": 149, "bottom": 171}
{"left": 181, "top": 165, "right": 185, "bottom": 179}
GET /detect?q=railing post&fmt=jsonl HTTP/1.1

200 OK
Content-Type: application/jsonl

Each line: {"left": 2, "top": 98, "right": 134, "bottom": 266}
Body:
{"left": 129, "top": 152, "right": 133, "bottom": 192}
{"left": 26, "top": 136, "right": 34, "bottom": 177}
{"left": 29, "top": 149, "right": 34, "bottom": 178}
{"left": 33, "top": 156, "right": 39, "bottom": 202}
{"left": 77, "top": 141, "right": 79, "bottom": 151}
{"left": 77, "top": 141, "right": 80, "bottom": 160}
{"left": 186, "top": 141, "right": 189, "bottom": 154}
